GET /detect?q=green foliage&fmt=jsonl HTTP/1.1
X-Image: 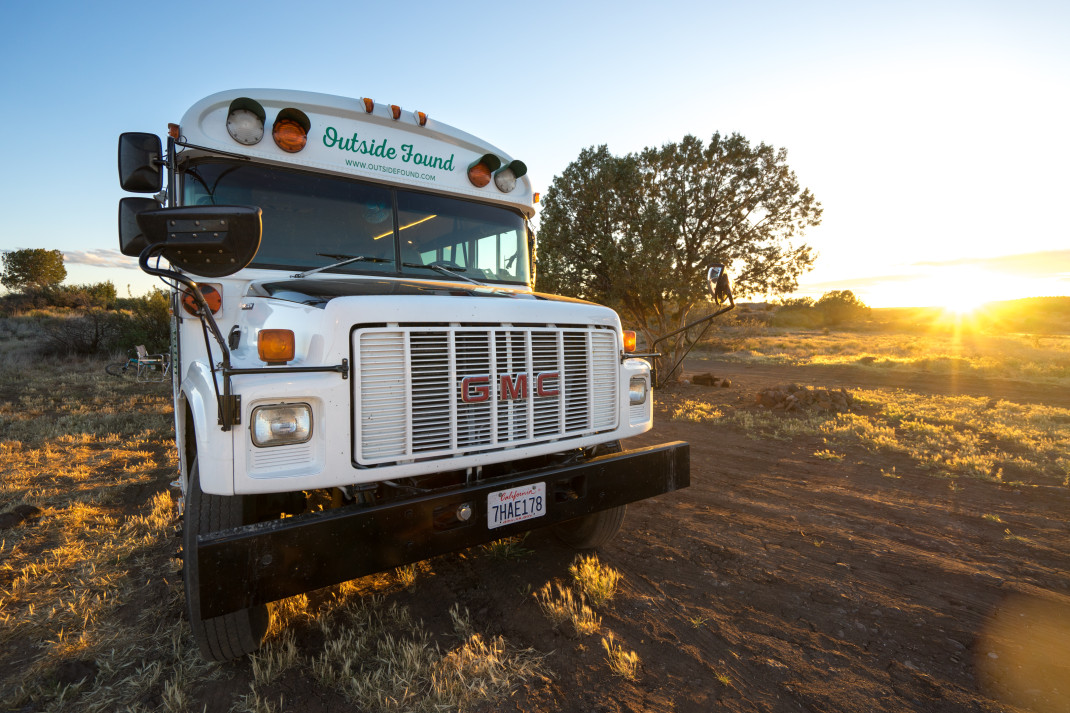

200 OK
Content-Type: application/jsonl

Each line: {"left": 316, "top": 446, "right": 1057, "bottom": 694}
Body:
{"left": 34, "top": 289, "right": 170, "bottom": 357}
{"left": 816, "top": 290, "right": 870, "bottom": 325}
{"left": 1, "top": 249, "right": 67, "bottom": 292}
{"left": 0, "top": 282, "right": 119, "bottom": 315}
{"left": 772, "top": 290, "right": 869, "bottom": 327}
{"left": 537, "top": 134, "right": 820, "bottom": 377}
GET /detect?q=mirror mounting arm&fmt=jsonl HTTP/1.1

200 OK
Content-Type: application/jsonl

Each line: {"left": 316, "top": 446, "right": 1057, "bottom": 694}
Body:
{"left": 648, "top": 290, "right": 735, "bottom": 389}
{"left": 139, "top": 245, "right": 240, "bottom": 431}
{"left": 165, "top": 135, "right": 176, "bottom": 208}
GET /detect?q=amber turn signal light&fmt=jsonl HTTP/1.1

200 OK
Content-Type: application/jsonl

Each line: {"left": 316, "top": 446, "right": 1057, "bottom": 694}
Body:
{"left": 623, "top": 330, "right": 637, "bottom": 352}
{"left": 467, "top": 154, "right": 502, "bottom": 188}
{"left": 273, "top": 119, "right": 306, "bottom": 152}
{"left": 181, "top": 284, "right": 221, "bottom": 316}
{"left": 272, "top": 108, "right": 311, "bottom": 153}
{"left": 258, "top": 329, "right": 295, "bottom": 364}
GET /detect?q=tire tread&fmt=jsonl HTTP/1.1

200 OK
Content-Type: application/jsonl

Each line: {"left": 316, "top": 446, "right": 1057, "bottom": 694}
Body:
{"left": 184, "top": 458, "right": 269, "bottom": 661}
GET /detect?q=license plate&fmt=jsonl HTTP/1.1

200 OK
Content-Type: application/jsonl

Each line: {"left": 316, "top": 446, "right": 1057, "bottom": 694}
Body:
{"left": 487, "top": 482, "right": 546, "bottom": 529}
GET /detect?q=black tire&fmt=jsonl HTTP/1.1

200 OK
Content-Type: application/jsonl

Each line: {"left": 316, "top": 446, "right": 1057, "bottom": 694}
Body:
{"left": 105, "top": 362, "right": 129, "bottom": 377}
{"left": 553, "top": 441, "right": 627, "bottom": 549}
{"left": 554, "top": 504, "right": 627, "bottom": 549}
{"left": 183, "top": 457, "right": 269, "bottom": 661}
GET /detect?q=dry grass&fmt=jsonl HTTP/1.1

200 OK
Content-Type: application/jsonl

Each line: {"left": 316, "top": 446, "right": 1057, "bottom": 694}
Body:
{"left": 0, "top": 354, "right": 546, "bottom": 712}
{"left": 308, "top": 599, "right": 543, "bottom": 712}
{"left": 534, "top": 582, "right": 601, "bottom": 637}
{"left": 678, "top": 387, "right": 1069, "bottom": 485}
{"left": 601, "top": 632, "right": 640, "bottom": 680}
{"left": 697, "top": 328, "right": 1070, "bottom": 385}
{"left": 569, "top": 554, "right": 621, "bottom": 607}
{"left": 481, "top": 534, "right": 533, "bottom": 560}
{"left": 671, "top": 399, "right": 723, "bottom": 423}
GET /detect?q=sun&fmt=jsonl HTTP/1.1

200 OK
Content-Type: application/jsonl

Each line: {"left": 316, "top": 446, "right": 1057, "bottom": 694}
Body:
{"left": 942, "top": 291, "right": 987, "bottom": 315}
{"left": 925, "top": 267, "right": 994, "bottom": 315}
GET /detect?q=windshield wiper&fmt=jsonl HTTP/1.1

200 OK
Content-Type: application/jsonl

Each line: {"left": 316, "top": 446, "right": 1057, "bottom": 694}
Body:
{"left": 402, "top": 261, "right": 488, "bottom": 287}
{"left": 293, "top": 253, "right": 390, "bottom": 279}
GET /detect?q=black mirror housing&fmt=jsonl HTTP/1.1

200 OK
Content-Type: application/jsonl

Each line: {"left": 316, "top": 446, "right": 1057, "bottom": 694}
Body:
{"left": 706, "top": 264, "right": 732, "bottom": 305}
{"left": 118, "top": 132, "right": 163, "bottom": 193}
{"left": 136, "top": 205, "right": 263, "bottom": 277}
{"left": 118, "top": 197, "right": 161, "bottom": 256}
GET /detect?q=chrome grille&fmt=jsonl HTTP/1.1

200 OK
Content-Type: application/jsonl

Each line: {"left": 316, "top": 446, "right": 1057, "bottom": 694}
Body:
{"left": 354, "top": 325, "right": 619, "bottom": 465}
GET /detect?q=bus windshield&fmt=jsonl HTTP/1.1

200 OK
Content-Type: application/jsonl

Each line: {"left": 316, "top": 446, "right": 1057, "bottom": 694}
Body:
{"left": 180, "top": 161, "right": 530, "bottom": 284}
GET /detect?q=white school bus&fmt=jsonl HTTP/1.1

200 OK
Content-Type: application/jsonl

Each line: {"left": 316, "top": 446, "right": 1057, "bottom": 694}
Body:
{"left": 117, "top": 89, "right": 727, "bottom": 661}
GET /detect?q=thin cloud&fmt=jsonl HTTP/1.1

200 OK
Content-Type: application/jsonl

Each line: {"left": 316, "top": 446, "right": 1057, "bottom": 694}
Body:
{"left": 910, "top": 249, "right": 1070, "bottom": 275}
{"left": 63, "top": 249, "right": 141, "bottom": 271}
{"left": 795, "top": 273, "right": 919, "bottom": 292}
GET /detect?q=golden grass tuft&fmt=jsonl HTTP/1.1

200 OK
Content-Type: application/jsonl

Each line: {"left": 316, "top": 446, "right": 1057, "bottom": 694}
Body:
{"left": 534, "top": 582, "right": 601, "bottom": 637}
{"left": 601, "top": 632, "right": 640, "bottom": 680}
{"left": 671, "top": 399, "right": 723, "bottom": 423}
{"left": 569, "top": 554, "right": 621, "bottom": 607}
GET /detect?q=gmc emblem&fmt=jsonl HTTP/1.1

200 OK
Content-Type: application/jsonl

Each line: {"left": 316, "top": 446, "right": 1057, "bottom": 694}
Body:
{"left": 460, "top": 372, "right": 560, "bottom": 403}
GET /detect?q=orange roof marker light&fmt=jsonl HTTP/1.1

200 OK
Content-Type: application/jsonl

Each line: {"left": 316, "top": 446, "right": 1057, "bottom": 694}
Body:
{"left": 390, "top": 104, "right": 402, "bottom": 120}
{"left": 272, "top": 108, "right": 311, "bottom": 153}
{"left": 467, "top": 154, "right": 502, "bottom": 188}
{"left": 414, "top": 110, "right": 428, "bottom": 127}
{"left": 226, "top": 97, "right": 266, "bottom": 146}
{"left": 361, "top": 97, "right": 374, "bottom": 113}
{"left": 493, "top": 160, "right": 527, "bottom": 193}
{"left": 258, "top": 329, "right": 296, "bottom": 365}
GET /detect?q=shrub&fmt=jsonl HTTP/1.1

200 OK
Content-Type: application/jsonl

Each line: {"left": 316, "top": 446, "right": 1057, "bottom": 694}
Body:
{"left": 34, "top": 289, "right": 170, "bottom": 356}
{"left": 771, "top": 291, "right": 870, "bottom": 328}
{"left": 816, "top": 290, "right": 870, "bottom": 326}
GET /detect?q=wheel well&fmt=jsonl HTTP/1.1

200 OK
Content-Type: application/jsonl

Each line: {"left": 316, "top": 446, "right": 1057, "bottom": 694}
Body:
{"left": 184, "top": 403, "right": 197, "bottom": 471}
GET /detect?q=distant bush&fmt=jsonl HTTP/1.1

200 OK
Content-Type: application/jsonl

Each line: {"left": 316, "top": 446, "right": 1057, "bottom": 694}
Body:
{"left": 771, "top": 296, "right": 822, "bottom": 328}
{"left": 33, "top": 289, "right": 170, "bottom": 357}
{"left": 816, "top": 290, "right": 870, "bottom": 326}
{"left": 0, "top": 281, "right": 119, "bottom": 314}
{"left": 771, "top": 291, "right": 870, "bottom": 328}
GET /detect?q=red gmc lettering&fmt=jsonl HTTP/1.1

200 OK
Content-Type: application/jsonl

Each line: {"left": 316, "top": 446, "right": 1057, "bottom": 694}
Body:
{"left": 499, "top": 373, "right": 529, "bottom": 401}
{"left": 536, "top": 371, "right": 560, "bottom": 397}
{"left": 460, "top": 375, "right": 491, "bottom": 403}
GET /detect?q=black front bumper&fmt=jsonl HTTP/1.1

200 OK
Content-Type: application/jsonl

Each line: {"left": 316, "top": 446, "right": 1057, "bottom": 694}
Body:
{"left": 197, "top": 441, "right": 689, "bottom": 618}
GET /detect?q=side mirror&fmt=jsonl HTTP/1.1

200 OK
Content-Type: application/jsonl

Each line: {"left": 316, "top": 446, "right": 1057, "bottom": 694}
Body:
{"left": 707, "top": 264, "right": 732, "bottom": 305}
{"left": 118, "top": 132, "right": 163, "bottom": 193}
{"left": 136, "top": 205, "right": 263, "bottom": 277}
{"left": 118, "top": 197, "right": 162, "bottom": 256}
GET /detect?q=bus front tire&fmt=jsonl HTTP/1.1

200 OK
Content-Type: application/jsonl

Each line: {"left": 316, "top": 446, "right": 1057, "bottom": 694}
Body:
{"left": 183, "top": 457, "right": 269, "bottom": 661}
{"left": 553, "top": 504, "right": 628, "bottom": 549}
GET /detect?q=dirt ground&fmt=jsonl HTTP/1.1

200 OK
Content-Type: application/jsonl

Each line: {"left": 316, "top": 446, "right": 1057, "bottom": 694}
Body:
{"left": 7, "top": 358, "right": 1069, "bottom": 712}
{"left": 406, "top": 359, "right": 1070, "bottom": 713}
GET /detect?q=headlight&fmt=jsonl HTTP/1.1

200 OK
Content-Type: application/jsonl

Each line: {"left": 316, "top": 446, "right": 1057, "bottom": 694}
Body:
{"left": 629, "top": 377, "right": 648, "bottom": 405}
{"left": 251, "top": 403, "right": 312, "bottom": 447}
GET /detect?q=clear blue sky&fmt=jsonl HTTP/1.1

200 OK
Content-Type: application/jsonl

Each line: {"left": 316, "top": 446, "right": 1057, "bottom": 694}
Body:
{"left": 2, "top": 0, "right": 1067, "bottom": 307}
